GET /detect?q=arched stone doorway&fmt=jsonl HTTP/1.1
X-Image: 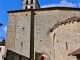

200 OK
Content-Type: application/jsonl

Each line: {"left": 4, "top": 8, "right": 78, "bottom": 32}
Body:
{"left": 41, "top": 56, "right": 46, "bottom": 60}
{"left": 35, "top": 52, "right": 50, "bottom": 60}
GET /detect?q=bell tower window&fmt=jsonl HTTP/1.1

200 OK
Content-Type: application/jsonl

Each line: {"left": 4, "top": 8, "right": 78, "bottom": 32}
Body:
{"left": 31, "top": 0, "right": 33, "bottom": 4}
{"left": 41, "top": 56, "right": 46, "bottom": 60}
{"left": 26, "top": 0, "right": 28, "bottom": 4}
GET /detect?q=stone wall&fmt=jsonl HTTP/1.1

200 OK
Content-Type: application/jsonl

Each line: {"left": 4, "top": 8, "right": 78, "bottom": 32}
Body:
{"left": 34, "top": 10, "right": 80, "bottom": 60}
{"left": 6, "top": 11, "right": 31, "bottom": 58}
{"left": 50, "top": 21, "right": 80, "bottom": 60}
{"left": 6, "top": 9, "right": 80, "bottom": 60}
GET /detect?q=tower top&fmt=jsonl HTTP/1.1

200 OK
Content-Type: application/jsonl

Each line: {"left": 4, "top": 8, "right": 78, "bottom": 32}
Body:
{"left": 22, "top": 0, "right": 40, "bottom": 9}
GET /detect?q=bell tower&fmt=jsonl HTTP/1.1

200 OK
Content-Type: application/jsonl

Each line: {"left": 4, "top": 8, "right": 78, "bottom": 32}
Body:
{"left": 22, "top": 0, "right": 40, "bottom": 9}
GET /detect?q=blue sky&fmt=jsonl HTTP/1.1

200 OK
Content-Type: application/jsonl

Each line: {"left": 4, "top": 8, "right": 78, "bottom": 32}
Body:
{"left": 0, "top": 0, "right": 80, "bottom": 41}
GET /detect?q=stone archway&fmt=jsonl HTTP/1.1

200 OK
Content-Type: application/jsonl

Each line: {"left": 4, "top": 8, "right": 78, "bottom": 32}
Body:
{"left": 35, "top": 52, "right": 50, "bottom": 60}
{"left": 41, "top": 56, "right": 47, "bottom": 60}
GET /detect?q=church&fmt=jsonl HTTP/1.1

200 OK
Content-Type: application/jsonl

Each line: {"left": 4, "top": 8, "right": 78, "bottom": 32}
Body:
{"left": 5, "top": 0, "right": 80, "bottom": 60}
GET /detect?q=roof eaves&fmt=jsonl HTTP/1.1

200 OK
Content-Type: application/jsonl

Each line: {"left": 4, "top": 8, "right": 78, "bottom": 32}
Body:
{"left": 7, "top": 7, "right": 80, "bottom": 13}
{"left": 50, "top": 16, "right": 80, "bottom": 32}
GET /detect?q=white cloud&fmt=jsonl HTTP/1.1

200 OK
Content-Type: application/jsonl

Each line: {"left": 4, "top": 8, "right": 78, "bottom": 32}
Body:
{"left": 3, "top": 26, "right": 7, "bottom": 32}
{"left": 41, "top": 0, "right": 76, "bottom": 8}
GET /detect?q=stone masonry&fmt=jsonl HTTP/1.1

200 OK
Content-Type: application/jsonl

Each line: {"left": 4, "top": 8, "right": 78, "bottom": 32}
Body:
{"left": 5, "top": 7, "right": 80, "bottom": 60}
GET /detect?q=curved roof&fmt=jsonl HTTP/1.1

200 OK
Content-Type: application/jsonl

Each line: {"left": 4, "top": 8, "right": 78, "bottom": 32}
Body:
{"left": 50, "top": 16, "right": 80, "bottom": 32}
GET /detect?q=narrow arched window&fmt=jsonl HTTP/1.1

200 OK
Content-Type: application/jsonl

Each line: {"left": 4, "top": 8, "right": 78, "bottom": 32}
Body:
{"left": 25, "top": 6, "right": 27, "bottom": 9}
{"left": 53, "top": 33, "right": 56, "bottom": 45}
{"left": 66, "top": 42, "right": 68, "bottom": 50}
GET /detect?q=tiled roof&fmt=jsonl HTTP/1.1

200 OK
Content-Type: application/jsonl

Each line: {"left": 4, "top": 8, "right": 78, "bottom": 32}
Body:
{"left": 7, "top": 7, "right": 80, "bottom": 13}
{"left": 50, "top": 16, "right": 80, "bottom": 32}
{"left": 68, "top": 48, "right": 80, "bottom": 56}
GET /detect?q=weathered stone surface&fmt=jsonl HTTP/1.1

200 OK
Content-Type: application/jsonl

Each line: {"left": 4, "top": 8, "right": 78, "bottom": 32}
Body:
{"left": 6, "top": 12, "right": 31, "bottom": 58}
{"left": 6, "top": 9, "right": 80, "bottom": 60}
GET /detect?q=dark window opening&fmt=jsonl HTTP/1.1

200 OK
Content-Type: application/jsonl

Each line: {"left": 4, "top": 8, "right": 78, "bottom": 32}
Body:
{"left": 53, "top": 33, "right": 56, "bottom": 45}
{"left": 0, "top": 48, "right": 1, "bottom": 52}
{"left": 21, "top": 42, "right": 23, "bottom": 50}
{"left": 26, "top": 14, "right": 27, "bottom": 16}
{"left": 50, "top": 52, "right": 51, "bottom": 54}
{"left": 21, "top": 42, "right": 23, "bottom": 47}
{"left": 30, "top": 6, "right": 33, "bottom": 9}
{"left": 25, "top": 6, "right": 27, "bottom": 9}
{"left": 26, "top": 1, "right": 28, "bottom": 4}
{"left": 66, "top": 42, "right": 68, "bottom": 50}
{"left": 31, "top": 0, "right": 33, "bottom": 4}
{"left": 19, "top": 55, "right": 22, "bottom": 60}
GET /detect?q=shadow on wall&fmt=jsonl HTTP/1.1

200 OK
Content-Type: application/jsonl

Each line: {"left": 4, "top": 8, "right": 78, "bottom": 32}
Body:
{"left": 5, "top": 51, "right": 50, "bottom": 60}
{"left": 35, "top": 52, "right": 42, "bottom": 60}
{"left": 5, "top": 50, "right": 29, "bottom": 60}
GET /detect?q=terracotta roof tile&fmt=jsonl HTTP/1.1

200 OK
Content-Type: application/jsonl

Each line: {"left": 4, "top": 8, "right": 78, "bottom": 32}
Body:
{"left": 68, "top": 48, "right": 80, "bottom": 56}
{"left": 50, "top": 16, "right": 80, "bottom": 32}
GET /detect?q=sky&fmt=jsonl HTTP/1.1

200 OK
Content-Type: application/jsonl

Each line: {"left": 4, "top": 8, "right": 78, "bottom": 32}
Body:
{"left": 0, "top": 0, "right": 80, "bottom": 41}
